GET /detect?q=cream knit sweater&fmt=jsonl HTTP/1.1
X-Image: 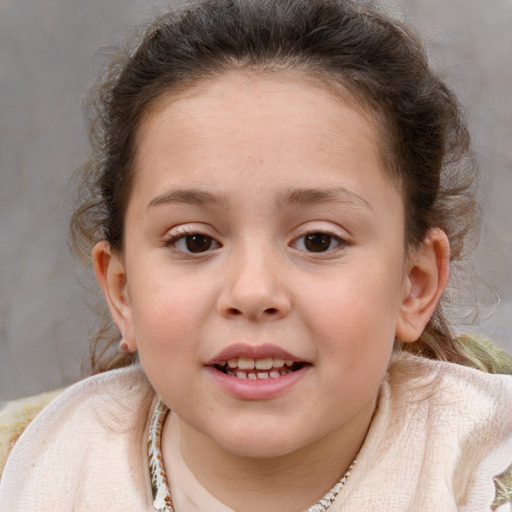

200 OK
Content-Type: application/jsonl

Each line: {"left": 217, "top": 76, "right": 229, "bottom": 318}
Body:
{"left": 0, "top": 355, "right": 511, "bottom": 511}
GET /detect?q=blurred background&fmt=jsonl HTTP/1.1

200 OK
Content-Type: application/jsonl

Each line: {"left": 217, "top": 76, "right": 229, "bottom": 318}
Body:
{"left": 1, "top": 0, "right": 511, "bottom": 401}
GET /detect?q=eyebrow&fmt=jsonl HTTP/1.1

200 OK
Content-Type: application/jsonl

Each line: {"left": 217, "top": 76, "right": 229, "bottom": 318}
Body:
{"left": 147, "top": 188, "right": 230, "bottom": 210}
{"left": 147, "top": 186, "right": 372, "bottom": 212}
{"left": 276, "top": 186, "right": 373, "bottom": 211}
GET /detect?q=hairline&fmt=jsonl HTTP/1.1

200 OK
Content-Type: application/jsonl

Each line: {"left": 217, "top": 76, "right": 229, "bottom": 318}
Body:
{"left": 132, "top": 65, "right": 403, "bottom": 188}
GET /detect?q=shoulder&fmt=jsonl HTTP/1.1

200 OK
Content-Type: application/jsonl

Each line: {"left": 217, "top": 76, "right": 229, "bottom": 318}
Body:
{"left": 0, "top": 388, "right": 63, "bottom": 478}
{"left": 1, "top": 364, "right": 153, "bottom": 450}
{"left": 0, "top": 364, "right": 156, "bottom": 510}
{"left": 342, "top": 353, "right": 512, "bottom": 510}
{"left": 390, "top": 354, "right": 512, "bottom": 509}
{"left": 389, "top": 352, "right": 512, "bottom": 413}
{"left": 386, "top": 353, "right": 512, "bottom": 446}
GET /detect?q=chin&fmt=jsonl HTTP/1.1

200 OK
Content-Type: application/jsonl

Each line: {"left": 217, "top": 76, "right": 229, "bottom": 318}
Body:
{"left": 212, "top": 426, "right": 311, "bottom": 460}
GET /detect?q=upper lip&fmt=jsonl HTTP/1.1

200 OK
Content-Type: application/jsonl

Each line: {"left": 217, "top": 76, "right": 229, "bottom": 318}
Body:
{"left": 205, "top": 343, "right": 304, "bottom": 365}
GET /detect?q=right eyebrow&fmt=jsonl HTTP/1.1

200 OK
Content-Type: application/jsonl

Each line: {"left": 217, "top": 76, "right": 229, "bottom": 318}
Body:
{"left": 147, "top": 188, "right": 230, "bottom": 210}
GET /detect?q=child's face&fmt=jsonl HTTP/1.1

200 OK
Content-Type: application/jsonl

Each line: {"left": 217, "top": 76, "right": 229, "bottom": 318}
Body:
{"left": 110, "top": 72, "right": 412, "bottom": 458}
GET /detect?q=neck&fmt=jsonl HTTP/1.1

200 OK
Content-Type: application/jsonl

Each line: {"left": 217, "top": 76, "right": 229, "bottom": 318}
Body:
{"left": 164, "top": 400, "right": 375, "bottom": 512}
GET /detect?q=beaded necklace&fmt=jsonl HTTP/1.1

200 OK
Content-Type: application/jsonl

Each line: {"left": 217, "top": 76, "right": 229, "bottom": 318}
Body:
{"left": 148, "top": 399, "right": 356, "bottom": 512}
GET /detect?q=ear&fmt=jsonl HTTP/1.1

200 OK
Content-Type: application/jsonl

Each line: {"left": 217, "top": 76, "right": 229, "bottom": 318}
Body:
{"left": 92, "top": 241, "right": 137, "bottom": 352}
{"left": 395, "top": 228, "right": 450, "bottom": 343}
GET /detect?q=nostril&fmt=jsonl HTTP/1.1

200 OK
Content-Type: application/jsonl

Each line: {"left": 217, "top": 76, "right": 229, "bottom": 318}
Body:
{"left": 265, "top": 308, "right": 279, "bottom": 315}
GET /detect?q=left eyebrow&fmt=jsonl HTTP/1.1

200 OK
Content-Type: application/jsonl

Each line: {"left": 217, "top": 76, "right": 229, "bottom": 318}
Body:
{"left": 147, "top": 188, "right": 230, "bottom": 210}
{"left": 276, "top": 186, "right": 373, "bottom": 212}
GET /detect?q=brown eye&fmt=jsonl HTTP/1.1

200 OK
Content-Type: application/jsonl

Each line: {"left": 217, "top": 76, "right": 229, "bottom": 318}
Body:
{"left": 304, "top": 233, "right": 333, "bottom": 252}
{"left": 168, "top": 232, "right": 220, "bottom": 254}
{"left": 184, "top": 234, "right": 214, "bottom": 253}
{"left": 293, "top": 232, "right": 343, "bottom": 253}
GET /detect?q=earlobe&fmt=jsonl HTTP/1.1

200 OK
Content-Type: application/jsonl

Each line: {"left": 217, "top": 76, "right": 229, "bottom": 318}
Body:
{"left": 92, "top": 241, "right": 136, "bottom": 352}
{"left": 395, "top": 228, "right": 450, "bottom": 343}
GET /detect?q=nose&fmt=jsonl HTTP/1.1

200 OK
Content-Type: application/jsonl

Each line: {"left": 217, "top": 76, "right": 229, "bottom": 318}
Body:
{"left": 216, "top": 244, "right": 291, "bottom": 321}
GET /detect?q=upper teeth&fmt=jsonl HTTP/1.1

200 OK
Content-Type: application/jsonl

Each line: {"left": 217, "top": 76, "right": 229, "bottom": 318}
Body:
{"left": 223, "top": 357, "right": 294, "bottom": 370}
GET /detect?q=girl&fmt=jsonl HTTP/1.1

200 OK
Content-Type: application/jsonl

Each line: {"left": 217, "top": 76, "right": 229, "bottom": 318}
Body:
{"left": 1, "top": 0, "right": 511, "bottom": 510}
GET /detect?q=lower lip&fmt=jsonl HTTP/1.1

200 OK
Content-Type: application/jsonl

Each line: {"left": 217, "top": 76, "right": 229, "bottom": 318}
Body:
{"left": 205, "top": 365, "right": 309, "bottom": 400}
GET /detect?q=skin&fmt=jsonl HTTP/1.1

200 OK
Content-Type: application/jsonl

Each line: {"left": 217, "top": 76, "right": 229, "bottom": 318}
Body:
{"left": 94, "top": 71, "right": 450, "bottom": 512}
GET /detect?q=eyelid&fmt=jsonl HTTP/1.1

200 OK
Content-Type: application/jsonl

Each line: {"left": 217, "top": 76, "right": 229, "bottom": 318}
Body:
{"left": 163, "top": 224, "right": 222, "bottom": 254}
{"left": 292, "top": 232, "right": 347, "bottom": 248}
{"left": 290, "top": 220, "right": 351, "bottom": 240}
{"left": 289, "top": 224, "right": 352, "bottom": 255}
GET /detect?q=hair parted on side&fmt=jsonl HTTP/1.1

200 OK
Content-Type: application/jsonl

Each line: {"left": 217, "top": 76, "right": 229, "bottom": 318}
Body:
{"left": 70, "top": 0, "right": 512, "bottom": 374}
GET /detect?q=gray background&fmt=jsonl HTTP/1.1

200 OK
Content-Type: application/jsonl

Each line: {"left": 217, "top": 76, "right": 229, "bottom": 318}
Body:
{"left": 1, "top": 0, "right": 511, "bottom": 401}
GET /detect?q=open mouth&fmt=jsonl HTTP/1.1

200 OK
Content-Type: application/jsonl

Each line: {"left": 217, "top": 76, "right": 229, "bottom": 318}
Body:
{"left": 214, "top": 357, "right": 307, "bottom": 380}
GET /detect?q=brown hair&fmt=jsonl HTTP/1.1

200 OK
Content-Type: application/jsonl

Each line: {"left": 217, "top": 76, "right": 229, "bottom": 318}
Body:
{"left": 71, "top": 0, "right": 511, "bottom": 374}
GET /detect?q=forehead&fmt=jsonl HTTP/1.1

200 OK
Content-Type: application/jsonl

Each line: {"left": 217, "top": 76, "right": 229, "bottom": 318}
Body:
{"left": 130, "top": 71, "right": 399, "bottom": 210}
{"left": 136, "top": 71, "right": 387, "bottom": 159}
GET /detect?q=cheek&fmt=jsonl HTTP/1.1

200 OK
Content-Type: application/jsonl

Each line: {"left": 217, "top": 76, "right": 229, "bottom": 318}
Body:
{"left": 126, "top": 269, "right": 215, "bottom": 353}
{"left": 126, "top": 274, "right": 211, "bottom": 407}
{"left": 298, "top": 260, "right": 405, "bottom": 360}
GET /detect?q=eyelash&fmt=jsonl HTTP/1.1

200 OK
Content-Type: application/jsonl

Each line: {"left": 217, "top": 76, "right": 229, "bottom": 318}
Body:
{"left": 291, "top": 231, "right": 349, "bottom": 254}
{"left": 163, "top": 228, "right": 349, "bottom": 256}
{"left": 163, "top": 228, "right": 221, "bottom": 254}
